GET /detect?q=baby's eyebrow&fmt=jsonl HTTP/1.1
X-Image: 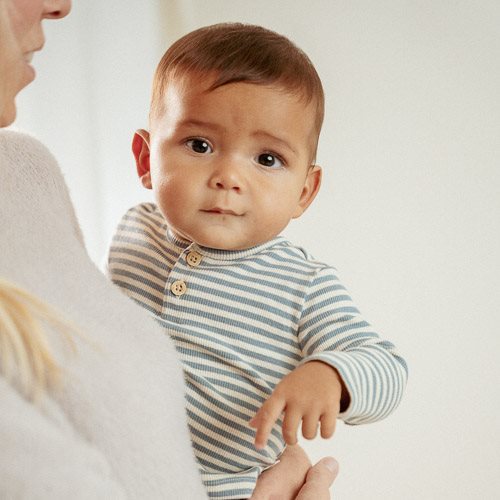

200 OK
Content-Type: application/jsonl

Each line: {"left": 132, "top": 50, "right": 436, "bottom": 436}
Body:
{"left": 252, "top": 130, "right": 297, "bottom": 155}
{"left": 179, "top": 119, "right": 222, "bottom": 132}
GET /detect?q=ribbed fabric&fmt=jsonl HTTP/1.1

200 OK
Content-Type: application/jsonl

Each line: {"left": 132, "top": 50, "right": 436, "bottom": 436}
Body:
{"left": 107, "top": 203, "right": 408, "bottom": 499}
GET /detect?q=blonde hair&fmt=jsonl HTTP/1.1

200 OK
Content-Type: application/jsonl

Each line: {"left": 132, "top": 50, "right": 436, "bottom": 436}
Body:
{"left": 0, "top": 278, "right": 76, "bottom": 401}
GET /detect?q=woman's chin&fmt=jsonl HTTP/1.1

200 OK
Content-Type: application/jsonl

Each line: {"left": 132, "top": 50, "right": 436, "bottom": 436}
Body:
{"left": 0, "top": 101, "right": 17, "bottom": 128}
{"left": 20, "top": 61, "right": 36, "bottom": 88}
{"left": 24, "top": 63, "right": 36, "bottom": 83}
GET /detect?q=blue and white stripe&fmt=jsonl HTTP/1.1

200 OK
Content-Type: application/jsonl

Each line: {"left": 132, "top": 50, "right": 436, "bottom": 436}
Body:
{"left": 107, "top": 203, "right": 408, "bottom": 499}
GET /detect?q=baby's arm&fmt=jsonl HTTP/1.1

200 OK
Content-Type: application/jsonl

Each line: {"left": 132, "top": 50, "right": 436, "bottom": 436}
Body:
{"left": 252, "top": 265, "right": 408, "bottom": 447}
{"left": 294, "top": 266, "right": 408, "bottom": 426}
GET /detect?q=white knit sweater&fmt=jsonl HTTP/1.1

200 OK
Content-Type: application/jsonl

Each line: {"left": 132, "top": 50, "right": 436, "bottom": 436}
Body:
{"left": 0, "top": 130, "right": 206, "bottom": 499}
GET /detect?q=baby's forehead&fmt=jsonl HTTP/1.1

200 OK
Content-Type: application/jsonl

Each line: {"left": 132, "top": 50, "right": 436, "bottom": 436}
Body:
{"left": 159, "top": 74, "right": 317, "bottom": 122}
{"left": 178, "top": 79, "right": 312, "bottom": 118}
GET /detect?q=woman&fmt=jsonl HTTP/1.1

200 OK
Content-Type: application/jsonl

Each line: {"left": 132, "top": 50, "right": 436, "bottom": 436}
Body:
{"left": 0, "top": 1, "right": 338, "bottom": 498}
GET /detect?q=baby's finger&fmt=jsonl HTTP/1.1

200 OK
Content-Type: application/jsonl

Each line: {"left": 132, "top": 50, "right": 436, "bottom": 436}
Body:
{"left": 282, "top": 407, "right": 302, "bottom": 445}
{"left": 319, "top": 412, "right": 337, "bottom": 439}
{"left": 251, "top": 399, "right": 285, "bottom": 449}
{"left": 301, "top": 413, "right": 320, "bottom": 440}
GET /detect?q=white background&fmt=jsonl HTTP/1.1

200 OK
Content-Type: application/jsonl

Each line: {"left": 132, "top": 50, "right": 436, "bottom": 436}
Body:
{"left": 13, "top": 1, "right": 500, "bottom": 498}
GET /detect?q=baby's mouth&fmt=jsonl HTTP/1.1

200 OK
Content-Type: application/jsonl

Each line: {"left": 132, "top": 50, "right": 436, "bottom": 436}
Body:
{"left": 202, "top": 207, "right": 241, "bottom": 216}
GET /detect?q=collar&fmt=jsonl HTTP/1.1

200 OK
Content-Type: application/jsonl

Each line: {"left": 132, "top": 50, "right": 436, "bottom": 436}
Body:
{"left": 165, "top": 227, "right": 288, "bottom": 262}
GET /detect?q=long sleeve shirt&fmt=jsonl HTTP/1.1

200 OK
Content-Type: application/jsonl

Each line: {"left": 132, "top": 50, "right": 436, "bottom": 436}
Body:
{"left": 107, "top": 202, "right": 408, "bottom": 499}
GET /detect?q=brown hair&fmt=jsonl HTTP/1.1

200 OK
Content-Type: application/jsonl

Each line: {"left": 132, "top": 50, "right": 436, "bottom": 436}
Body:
{"left": 150, "top": 23, "right": 324, "bottom": 155}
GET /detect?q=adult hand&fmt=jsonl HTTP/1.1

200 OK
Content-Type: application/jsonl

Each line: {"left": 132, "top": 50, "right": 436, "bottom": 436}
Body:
{"left": 295, "top": 457, "right": 339, "bottom": 500}
{"left": 251, "top": 445, "right": 338, "bottom": 499}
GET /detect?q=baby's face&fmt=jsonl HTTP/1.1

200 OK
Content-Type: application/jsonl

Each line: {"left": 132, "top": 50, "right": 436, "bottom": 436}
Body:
{"left": 146, "top": 75, "right": 321, "bottom": 250}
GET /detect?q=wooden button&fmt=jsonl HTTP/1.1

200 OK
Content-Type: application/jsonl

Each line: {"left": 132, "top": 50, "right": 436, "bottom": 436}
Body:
{"left": 170, "top": 280, "right": 187, "bottom": 296}
{"left": 186, "top": 251, "right": 203, "bottom": 267}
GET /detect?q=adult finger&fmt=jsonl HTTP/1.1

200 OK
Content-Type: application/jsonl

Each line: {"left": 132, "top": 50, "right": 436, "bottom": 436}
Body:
{"left": 295, "top": 457, "right": 339, "bottom": 500}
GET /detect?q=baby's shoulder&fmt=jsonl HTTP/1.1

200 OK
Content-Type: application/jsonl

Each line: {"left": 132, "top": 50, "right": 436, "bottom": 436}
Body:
{"left": 124, "top": 201, "right": 159, "bottom": 218}
{"left": 118, "top": 202, "right": 165, "bottom": 229}
{"left": 270, "top": 239, "right": 337, "bottom": 276}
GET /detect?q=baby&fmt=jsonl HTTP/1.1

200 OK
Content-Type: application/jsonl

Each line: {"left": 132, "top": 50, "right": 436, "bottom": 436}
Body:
{"left": 107, "top": 23, "right": 408, "bottom": 499}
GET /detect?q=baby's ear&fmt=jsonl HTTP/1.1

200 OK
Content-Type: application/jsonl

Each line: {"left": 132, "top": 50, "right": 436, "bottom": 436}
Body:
{"left": 132, "top": 129, "right": 152, "bottom": 189}
{"left": 292, "top": 165, "right": 322, "bottom": 219}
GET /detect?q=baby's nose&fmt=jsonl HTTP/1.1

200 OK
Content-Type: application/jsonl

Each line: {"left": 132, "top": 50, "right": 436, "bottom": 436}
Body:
{"left": 209, "top": 162, "right": 243, "bottom": 192}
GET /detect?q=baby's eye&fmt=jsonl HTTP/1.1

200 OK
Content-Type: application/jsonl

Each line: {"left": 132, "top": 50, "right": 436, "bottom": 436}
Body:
{"left": 186, "top": 138, "right": 213, "bottom": 154}
{"left": 256, "top": 153, "right": 284, "bottom": 169}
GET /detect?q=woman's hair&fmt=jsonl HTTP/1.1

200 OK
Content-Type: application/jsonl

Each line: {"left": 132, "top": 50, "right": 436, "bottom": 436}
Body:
{"left": 150, "top": 23, "right": 325, "bottom": 142}
{"left": 0, "top": 278, "right": 76, "bottom": 401}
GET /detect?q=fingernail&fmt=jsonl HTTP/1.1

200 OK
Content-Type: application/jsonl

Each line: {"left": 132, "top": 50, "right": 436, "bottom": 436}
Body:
{"left": 321, "top": 457, "right": 339, "bottom": 474}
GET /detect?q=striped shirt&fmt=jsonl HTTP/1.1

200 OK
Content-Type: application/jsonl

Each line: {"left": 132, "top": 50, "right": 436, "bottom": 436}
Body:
{"left": 107, "top": 203, "right": 408, "bottom": 499}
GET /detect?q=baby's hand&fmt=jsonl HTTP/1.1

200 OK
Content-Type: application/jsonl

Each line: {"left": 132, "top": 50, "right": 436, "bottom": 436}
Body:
{"left": 249, "top": 361, "right": 345, "bottom": 449}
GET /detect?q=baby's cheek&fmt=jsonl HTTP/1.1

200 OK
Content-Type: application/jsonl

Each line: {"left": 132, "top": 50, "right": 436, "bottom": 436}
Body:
{"left": 155, "top": 179, "right": 180, "bottom": 204}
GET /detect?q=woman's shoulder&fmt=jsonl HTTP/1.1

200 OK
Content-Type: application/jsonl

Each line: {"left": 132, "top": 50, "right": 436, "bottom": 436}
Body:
{"left": 0, "top": 128, "right": 84, "bottom": 244}
{"left": 0, "top": 129, "right": 58, "bottom": 172}
{"left": 0, "top": 129, "right": 66, "bottom": 189}
{"left": 0, "top": 129, "right": 64, "bottom": 196}
{"left": 0, "top": 128, "right": 51, "bottom": 149}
